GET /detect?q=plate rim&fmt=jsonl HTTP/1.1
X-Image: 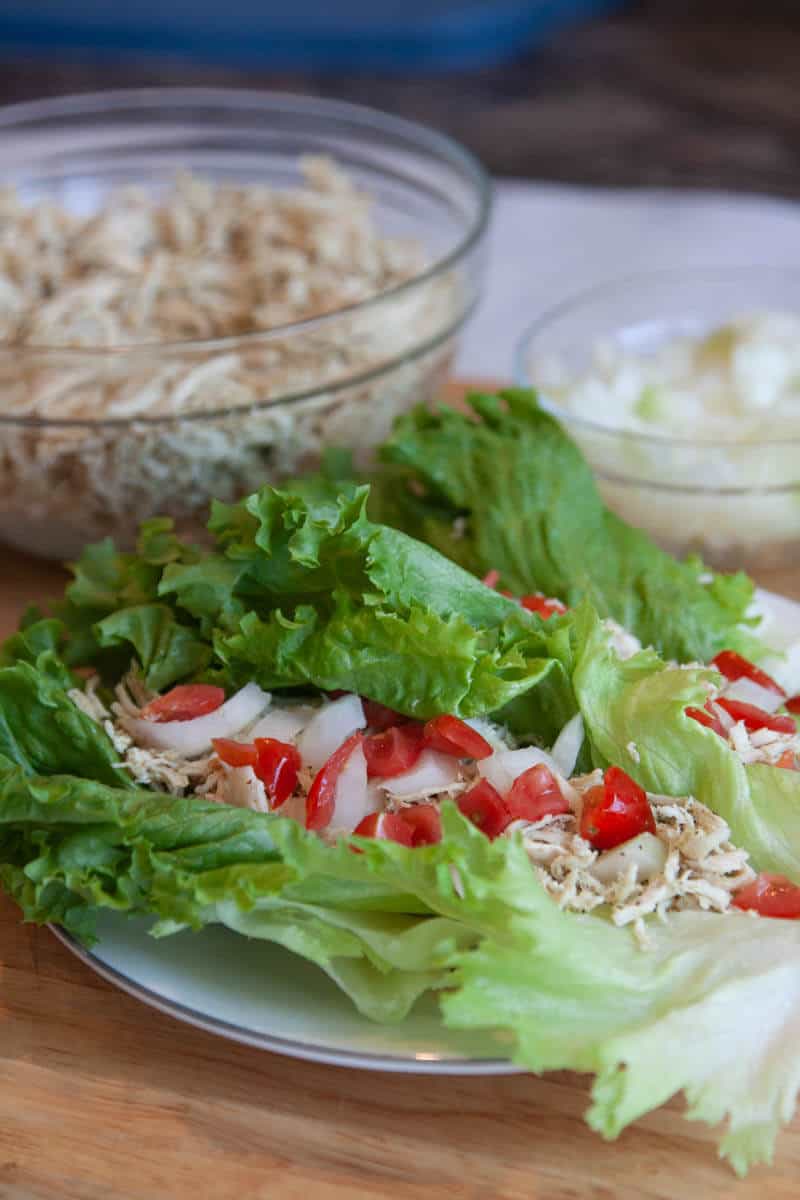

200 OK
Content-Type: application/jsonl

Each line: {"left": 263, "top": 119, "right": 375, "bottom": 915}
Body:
{"left": 49, "top": 923, "right": 523, "bottom": 1075}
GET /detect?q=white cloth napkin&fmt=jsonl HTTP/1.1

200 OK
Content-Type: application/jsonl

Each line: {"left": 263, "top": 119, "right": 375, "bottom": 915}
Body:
{"left": 458, "top": 181, "right": 800, "bottom": 380}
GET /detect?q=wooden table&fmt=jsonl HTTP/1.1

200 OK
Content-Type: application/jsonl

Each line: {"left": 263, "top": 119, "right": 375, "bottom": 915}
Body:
{"left": 2, "top": 549, "right": 800, "bottom": 1199}
{"left": 4, "top": 0, "right": 800, "bottom": 199}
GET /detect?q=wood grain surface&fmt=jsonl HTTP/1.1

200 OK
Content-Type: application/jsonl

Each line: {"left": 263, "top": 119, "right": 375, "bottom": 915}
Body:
{"left": 2, "top": 460, "right": 800, "bottom": 1199}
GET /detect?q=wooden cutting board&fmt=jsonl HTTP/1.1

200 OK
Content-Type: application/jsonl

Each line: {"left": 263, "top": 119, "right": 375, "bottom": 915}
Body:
{"left": 2, "top": 385, "right": 800, "bottom": 1199}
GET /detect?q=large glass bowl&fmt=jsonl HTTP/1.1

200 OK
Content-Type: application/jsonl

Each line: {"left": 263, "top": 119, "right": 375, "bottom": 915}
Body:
{"left": 515, "top": 268, "right": 800, "bottom": 571}
{"left": 0, "top": 89, "right": 490, "bottom": 559}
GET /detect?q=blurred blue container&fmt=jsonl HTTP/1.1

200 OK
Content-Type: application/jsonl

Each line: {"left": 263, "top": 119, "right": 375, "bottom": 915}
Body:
{"left": 0, "top": 1, "right": 623, "bottom": 71}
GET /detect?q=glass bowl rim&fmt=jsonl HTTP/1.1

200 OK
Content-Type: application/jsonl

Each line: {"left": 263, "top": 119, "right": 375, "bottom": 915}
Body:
{"left": 0, "top": 86, "right": 491, "bottom": 355}
{"left": 513, "top": 264, "right": 800, "bottom": 450}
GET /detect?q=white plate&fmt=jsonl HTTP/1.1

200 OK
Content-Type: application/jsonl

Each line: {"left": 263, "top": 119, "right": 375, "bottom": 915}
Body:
{"left": 50, "top": 588, "right": 800, "bottom": 1073}
{"left": 50, "top": 917, "right": 518, "bottom": 1073}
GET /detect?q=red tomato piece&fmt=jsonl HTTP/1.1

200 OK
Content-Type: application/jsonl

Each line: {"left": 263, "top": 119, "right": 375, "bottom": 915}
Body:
{"left": 254, "top": 737, "right": 301, "bottom": 809}
{"left": 715, "top": 697, "right": 795, "bottom": 734}
{"left": 212, "top": 738, "right": 258, "bottom": 769}
{"left": 352, "top": 811, "right": 415, "bottom": 846}
{"left": 520, "top": 593, "right": 567, "bottom": 620}
{"left": 362, "top": 699, "right": 410, "bottom": 732}
{"left": 423, "top": 715, "right": 493, "bottom": 760}
{"left": 786, "top": 696, "right": 800, "bottom": 715}
{"left": 399, "top": 803, "right": 442, "bottom": 846}
{"left": 306, "top": 731, "right": 364, "bottom": 831}
{"left": 732, "top": 873, "right": 800, "bottom": 919}
{"left": 579, "top": 766, "right": 656, "bottom": 851}
{"left": 711, "top": 650, "right": 786, "bottom": 697}
{"left": 457, "top": 780, "right": 512, "bottom": 839}
{"left": 481, "top": 569, "right": 501, "bottom": 589}
{"left": 507, "top": 764, "right": 570, "bottom": 823}
{"left": 141, "top": 684, "right": 225, "bottom": 723}
{"left": 685, "top": 702, "right": 726, "bottom": 738}
{"left": 363, "top": 724, "right": 425, "bottom": 779}
{"left": 777, "top": 750, "right": 798, "bottom": 770}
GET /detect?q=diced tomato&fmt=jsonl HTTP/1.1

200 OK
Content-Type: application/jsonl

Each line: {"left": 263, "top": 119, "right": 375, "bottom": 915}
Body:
{"left": 711, "top": 650, "right": 786, "bottom": 698}
{"left": 685, "top": 702, "right": 726, "bottom": 738}
{"left": 506, "top": 764, "right": 570, "bottom": 823}
{"left": 141, "top": 684, "right": 225, "bottom": 723}
{"left": 363, "top": 724, "right": 425, "bottom": 779}
{"left": 457, "top": 780, "right": 512, "bottom": 839}
{"left": 732, "top": 873, "right": 800, "bottom": 919}
{"left": 715, "top": 697, "right": 795, "bottom": 734}
{"left": 212, "top": 738, "right": 258, "bottom": 769}
{"left": 777, "top": 750, "right": 798, "bottom": 771}
{"left": 399, "top": 803, "right": 442, "bottom": 846}
{"left": 579, "top": 766, "right": 656, "bottom": 851}
{"left": 254, "top": 737, "right": 301, "bottom": 809}
{"left": 352, "top": 811, "right": 415, "bottom": 847}
{"left": 520, "top": 593, "right": 567, "bottom": 620}
{"left": 423, "top": 715, "right": 493, "bottom": 760}
{"left": 481, "top": 569, "right": 501, "bottom": 589}
{"left": 362, "top": 699, "right": 410, "bottom": 732}
{"left": 306, "top": 731, "right": 364, "bottom": 831}
{"left": 786, "top": 696, "right": 800, "bottom": 715}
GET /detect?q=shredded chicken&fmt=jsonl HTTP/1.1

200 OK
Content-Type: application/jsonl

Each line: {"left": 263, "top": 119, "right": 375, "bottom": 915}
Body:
{"left": 515, "top": 772, "right": 754, "bottom": 926}
{"left": 72, "top": 670, "right": 214, "bottom": 795}
{"left": 725, "top": 718, "right": 800, "bottom": 767}
{"left": 69, "top": 670, "right": 762, "bottom": 941}
{"left": 0, "top": 159, "right": 456, "bottom": 556}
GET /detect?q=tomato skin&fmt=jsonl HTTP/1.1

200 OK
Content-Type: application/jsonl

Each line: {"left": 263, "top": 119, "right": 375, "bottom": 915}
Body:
{"left": 141, "top": 684, "right": 225, "bottom": 723}
{"left": 423, "top": 715, "right": 493, "bottom": 760}
{"left": 254, "top": 737, "right": 301, "bottom": 809}
{"left": 685, "top": 703, "right": 726, "bottom": 738}
{"left": 732, "top": 873, "right": 800, "bottom": 919}
{"left": 711, "top": 650, "right": 786, "bottom": 697}
{"left": 777, "top": 750, "right": 798, "bottom": 770}
{"left": 363, "top": 724, "right": 425, "bottom": 779}
{"left": 399, "top": 803, "right": 442, "bottom": 846}
{"left": 507, "top": 764, "right": 570, "bottom": 823}
{"left": 520, "top": 593, "right": 567, "bottom": 620}
{"left": 457, "top": 780, "right": 512, "bottom": 839}
{"left": 786, "top": 696, "right": 800, "bottom": 716}
{"left": 579, "top": 766, "right": 656, "bottom": 851}
{"left": 362, "top": 699, "right": 409, "bottom": 732}
{"left": 352, "top": 811, "right": 415, "bottom": 846}
{"left": 212, "top": 738, "right": 258, "bottom": 769}
{"left": 306, "top": 732, "right": 364, "bottom": 831}
{"left": 715, "top": 697, "right": 795, "bottom": 734}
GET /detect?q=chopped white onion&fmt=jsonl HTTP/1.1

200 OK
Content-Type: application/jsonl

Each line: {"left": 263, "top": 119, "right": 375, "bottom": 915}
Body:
{"left": 720, "top": 676, "right": 784, "bottom": 714}
{"left": 383, "top": 750, "right": 460, "bottom": 799}
{"left": 127, "top": 682, "right": 270, "bottom": 758}
{"left": 590, "top": 833, "right": 668, "bottom": 885}
{"left": 709, "top": 699, "right": 735, "bottom": 731}
{"left": 330, "top": 745, "right": 377, "bottom": 832}
{"left": 223, "top": 764, "right": 269, "bottom": 814}
{"left": 297, "top": 694, "right": 366, "bottom": 771}
{"left": 246, "top": 705, "right": 316, "bottom": 744}
{"left": 478, "top": 746, "right": 560, "bottom": 796}
{"left": 550, "top": 713, "right": 584, "bottom": 778}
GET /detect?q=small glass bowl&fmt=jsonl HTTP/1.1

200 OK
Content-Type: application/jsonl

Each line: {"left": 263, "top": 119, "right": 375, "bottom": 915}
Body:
{"left": 515, "top": 268, "right": 800, "bottom": 571}
{"left": 0, "top": 89, "right": 490, "bottom": 559}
